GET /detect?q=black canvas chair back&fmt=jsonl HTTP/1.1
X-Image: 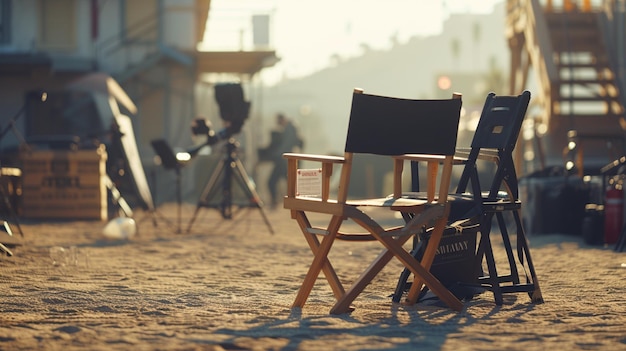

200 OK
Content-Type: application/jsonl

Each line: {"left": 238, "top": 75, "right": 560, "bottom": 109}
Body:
{"left": 282, "top": 89, "right": 465, "bottom": 314}
{"left": 345, "top": 93, "right": 460, "bottom": 156}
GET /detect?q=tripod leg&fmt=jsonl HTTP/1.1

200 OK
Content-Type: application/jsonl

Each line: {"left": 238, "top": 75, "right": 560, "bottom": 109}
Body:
{"left": 0, "top": 172, "right": 23, "bottom": 237}
{"left": 185, "top": 206, "right": 203, "bottom": 233}
{"left": 188, "top": 140, "right": 274, "bottom": 234}
{"left": 0, "top": 220, "right": 14, "bottom": 256}
{"left": 0, "top": 242, "right": 12, "bottom": 256}
{"left": 232, "top": 158, "right": 275, "bottom": 234}
{"left": 222, "top": 157, "right": 233, "bottom": 219}
{"left": 186, "top": 159, "right": 226, "bottom": 233}
{"left": 175, "top": 167, "right": 182, "bottom": 233}
{"left": 104, "top": 176, "right": 134, "bottom": 218}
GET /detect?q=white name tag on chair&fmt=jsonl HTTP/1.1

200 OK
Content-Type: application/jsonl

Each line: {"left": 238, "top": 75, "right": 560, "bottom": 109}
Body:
{"left": 297, "top": 169, "right": 322, "bottom": 197}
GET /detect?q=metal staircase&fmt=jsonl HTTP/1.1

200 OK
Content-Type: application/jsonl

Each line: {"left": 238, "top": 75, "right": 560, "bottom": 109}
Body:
{"left": 547, "top": 11, "right": 623, "bottom": 129}
{"left": 97, "top": 12, "right": 193, "bottom": 84}
{"left": 508, "top": 0, "right": 626, "bottom": 175}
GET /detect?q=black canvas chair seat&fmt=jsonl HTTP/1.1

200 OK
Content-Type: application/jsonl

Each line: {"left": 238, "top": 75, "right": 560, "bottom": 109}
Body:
{"left": 399, "top": 192, "right": 481, "bottom": 223}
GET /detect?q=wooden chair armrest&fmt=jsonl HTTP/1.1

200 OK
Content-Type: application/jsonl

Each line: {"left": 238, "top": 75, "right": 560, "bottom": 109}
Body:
{"left": 454, "top": 148, "right": 499, "bottom": 162}
{"left": 283, "top": 153, "right": 345, "bottom": 202}
{"left": 283, "top": 152, "right": 346, "bottom": 164}
{"left": 395, "top": 154, "right": 466, "bottom": 165}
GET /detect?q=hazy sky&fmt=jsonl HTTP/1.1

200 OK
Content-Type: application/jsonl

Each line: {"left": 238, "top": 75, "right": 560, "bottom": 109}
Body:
{"left": 202, "top": 1, "right": 504, "bottom": 84}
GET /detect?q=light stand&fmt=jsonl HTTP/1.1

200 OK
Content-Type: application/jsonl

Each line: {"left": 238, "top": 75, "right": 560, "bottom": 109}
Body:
{"left": 150, "top": 139, "right": 185, "bottom": 233}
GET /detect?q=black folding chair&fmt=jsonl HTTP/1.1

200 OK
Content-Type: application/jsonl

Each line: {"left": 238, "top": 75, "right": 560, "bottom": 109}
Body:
{"left": 393, "top": 91, "right": 544, "bottom": 305}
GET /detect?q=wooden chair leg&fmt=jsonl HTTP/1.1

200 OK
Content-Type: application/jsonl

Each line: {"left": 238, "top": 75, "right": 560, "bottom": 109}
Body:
{"left": 383, "top": 215, "right": 463, "bottom": 310}
{"left": 381, "top": 233, "right": 463, "bottom": 311}
{"left": 292, "top": 215, "right": 343, "bottom": 308}
{"left": 330, "top": 247, "right": 397, "bottom": 314}
{"left": 294, "top": 212, "right": 345, "bottom": 299}
{"left": 405, "top": 217, "right": 447, "bottom": 303}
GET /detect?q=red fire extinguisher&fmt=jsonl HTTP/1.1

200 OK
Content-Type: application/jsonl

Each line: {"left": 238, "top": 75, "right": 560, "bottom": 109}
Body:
{"left": 604, "top": 179, "right": 623, "bottom": 245}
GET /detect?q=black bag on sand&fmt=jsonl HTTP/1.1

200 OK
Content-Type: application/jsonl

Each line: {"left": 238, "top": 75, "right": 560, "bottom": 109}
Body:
{"left": 400, "top": 223, "right": 485, "bottom": 303}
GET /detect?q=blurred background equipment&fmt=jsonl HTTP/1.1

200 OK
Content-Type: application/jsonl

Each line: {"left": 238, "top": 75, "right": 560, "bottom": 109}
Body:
{"left": 186, "top": 83, "right": 273, "bottom": 234}
{"left": 16, "top": 74, "right": 153, "bottom": 221}
{"left": 189, "top": 83, "right": 251, "bottom": 150}
{"left": 102, "top": 216, "right": 137, "bottom": 240}
{"left": 150, "top": 139, "right": 186, "bottom": 233}
{"left": 66, "top": 73, "right": 154, "bottom": 215}
{"left": 0, "top": 92, "right": 44, "bottom": 242}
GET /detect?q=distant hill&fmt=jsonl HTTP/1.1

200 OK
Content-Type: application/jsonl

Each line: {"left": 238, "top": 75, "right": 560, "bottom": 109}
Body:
{"left": 257, "top": 2, "right": 508, "bottom": 156}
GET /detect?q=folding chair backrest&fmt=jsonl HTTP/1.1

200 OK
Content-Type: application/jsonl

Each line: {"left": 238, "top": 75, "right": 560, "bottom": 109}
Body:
{"left": 345, "top": 92, "right": 462, "bottom": 156}
{"left": 470, "top": 91, "right": 530, "bottom": 152}
{"left": 456, "top": 91, "right": 531, "bottom": 199}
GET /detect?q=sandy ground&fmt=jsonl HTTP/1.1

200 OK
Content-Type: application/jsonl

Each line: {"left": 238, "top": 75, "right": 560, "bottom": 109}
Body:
{"left": 1, "top": 202, "right": 626, "bottom": 351}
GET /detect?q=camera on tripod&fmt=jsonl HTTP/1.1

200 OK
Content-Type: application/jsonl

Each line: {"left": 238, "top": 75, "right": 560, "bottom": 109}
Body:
{"left": 189, "top": 83, "right": 250, "bottom": 155}
{"left": 186, "top": 83, "right": 274, "bottom": 233}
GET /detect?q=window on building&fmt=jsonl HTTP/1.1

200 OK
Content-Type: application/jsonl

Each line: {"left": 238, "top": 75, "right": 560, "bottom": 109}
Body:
{"left": 38, "top": 0, "right": 76, "bottom": 50}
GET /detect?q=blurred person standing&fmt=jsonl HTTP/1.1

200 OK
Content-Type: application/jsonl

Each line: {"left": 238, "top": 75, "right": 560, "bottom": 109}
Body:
{"left": 260, "top": 113, "right": 303, "bottom": 209}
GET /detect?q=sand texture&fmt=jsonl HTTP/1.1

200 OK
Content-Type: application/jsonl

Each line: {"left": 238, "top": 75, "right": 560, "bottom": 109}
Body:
{"left": 1, "top": 203, "right": 625, "bottom": 350}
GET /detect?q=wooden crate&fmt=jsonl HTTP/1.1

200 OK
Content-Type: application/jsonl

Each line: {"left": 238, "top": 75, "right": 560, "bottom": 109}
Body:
{"left": 21, "top": 146, "right": 108, "bottom": 220}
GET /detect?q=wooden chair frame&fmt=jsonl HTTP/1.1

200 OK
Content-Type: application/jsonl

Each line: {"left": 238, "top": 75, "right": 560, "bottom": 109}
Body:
{"left": 283, "top": 89, "right": 463, "bottom": 314}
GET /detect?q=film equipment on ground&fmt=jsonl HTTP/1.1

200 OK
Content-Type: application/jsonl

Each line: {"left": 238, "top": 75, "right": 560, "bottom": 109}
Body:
{"left": 0, "top": 91, "right": 40, "bottom": 255}
{"left": 64, "top": 73, "right": 155, "bottom": 221}
{"left": 185, "top": 83, "right": 274, "bottom": 234}
{"left": 108, "top": 113, "right": 155, "bottom": 218}
{"left": 22, "top": 88, "right": 137, "bottom": 225}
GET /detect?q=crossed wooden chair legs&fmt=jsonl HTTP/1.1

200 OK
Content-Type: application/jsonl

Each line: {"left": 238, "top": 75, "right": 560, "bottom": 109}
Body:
{"left": 290, "top": 209, "right": 463, "bottom": 314}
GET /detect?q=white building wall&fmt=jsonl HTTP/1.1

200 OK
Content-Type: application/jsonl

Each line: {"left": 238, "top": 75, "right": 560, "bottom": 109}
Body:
{"left": 163, "top": 0, "right": 197, "bottom": 50}
{"left": 8, "top": 1, "right": 38, "bottom": 52}
{"left": 73, "top": 0, "right": 92, "bottom": 57}
{"left": 6, "top": 0, "right": 199, "bottom": 70}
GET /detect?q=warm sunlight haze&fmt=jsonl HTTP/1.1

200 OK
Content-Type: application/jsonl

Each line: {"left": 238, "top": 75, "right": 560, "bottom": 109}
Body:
{"left": 201, "top": 1, "right": 504, "bottom": 85}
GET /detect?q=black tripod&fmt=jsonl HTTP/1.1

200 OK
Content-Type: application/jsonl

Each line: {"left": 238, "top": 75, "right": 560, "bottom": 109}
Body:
{"left": 186, "top": 138, "right": 274, "bottom": 234}
{"left": 0, "top": 92, "right": 38, "bottom": 255}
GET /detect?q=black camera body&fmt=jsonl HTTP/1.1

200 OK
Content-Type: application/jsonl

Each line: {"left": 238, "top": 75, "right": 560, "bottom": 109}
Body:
{"left": 191, "top": 83, "right": 250, "bottom": 147}
{"left": 215, "top": 83, "right": 249, "bottom": 130}
{"left": 191, "top": 118, "right": 212, "bottom": 136}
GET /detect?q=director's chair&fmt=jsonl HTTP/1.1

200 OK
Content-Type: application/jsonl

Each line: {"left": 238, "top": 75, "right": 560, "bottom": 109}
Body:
{"left": 282, "top": 89, "right": 463, "bottom": 314}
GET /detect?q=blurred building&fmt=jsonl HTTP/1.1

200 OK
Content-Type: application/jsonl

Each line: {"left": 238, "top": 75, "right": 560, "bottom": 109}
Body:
{"left": 0, "top": 0, "right": 278, "bottom": 206}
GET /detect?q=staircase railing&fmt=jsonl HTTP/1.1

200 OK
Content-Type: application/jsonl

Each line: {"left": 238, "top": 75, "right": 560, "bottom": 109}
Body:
{"left": 95, "top": 12, "right": 161, "bottom": 76}
{"left": 600, "top": 0, "right": 626, "bottom": 114}
{"left": 95, "top": 11, "right": 194, "bottom": 84}
{"left": 507, "top": 0, "right": 560, "bottom": 173}
{"left": 508, "top": 0, "right": 559, "bottom": 113}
